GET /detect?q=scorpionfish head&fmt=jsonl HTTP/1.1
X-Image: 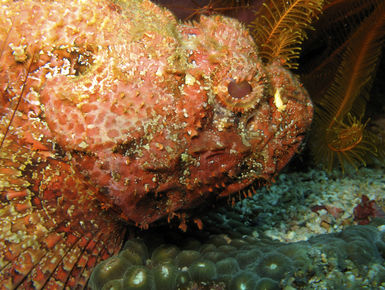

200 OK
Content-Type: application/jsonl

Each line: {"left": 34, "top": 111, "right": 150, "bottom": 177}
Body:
{"left": 5, "top": 0, "right": 312, "bottom": 227}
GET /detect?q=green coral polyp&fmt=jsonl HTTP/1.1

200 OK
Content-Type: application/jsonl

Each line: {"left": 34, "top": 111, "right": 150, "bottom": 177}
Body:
{"left": 235, "top": 248, "right": 263, "bottom": 269}
{"left": 122, "top": 266, "right": 155, "bottom": 290}
{"left": 228, "top": 271, "right": 259, "bottom": 290}
{"left": 153, "top": 263, "right": 179, "bottom": 290}
{"left": 151, "top": 244, "right": 180, "bottom": 266}
{"left": 89, "top": 256, "right": 131, "bottom": 290}
{"left": 216, "top": 257, "right": 241, "bottom": 276}
{"left": 202, "top": 250, "right": 229, "bottom": 263}
{"left": 122, "top": 239, "right": 149, "bottom": 262}
{"left": 175, "top": 270, "right": 191, "bottom": 288}
{"left": 255, "top": 277, "right": 280, "bottom": 289}
{"left": 101, "top": 279, "right": 123, "bottom": 290}
{"left": 188, "top": 260, "right": 218, "bottom": 282}
{"left": 174, "top": 250, "right": 201, "bottom": 268}
{"left": 119, "top": 250, "right": 144, "bottom": 266}
{"left": 89, "top": 218, "right": 385, "bottom": 289}
{"left": 253, "top": 251, "right": 294, "bottom": 281}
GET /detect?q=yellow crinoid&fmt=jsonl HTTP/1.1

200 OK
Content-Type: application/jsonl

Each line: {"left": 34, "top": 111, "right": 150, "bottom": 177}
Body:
{"left": 303, "top": 0, "right": 385, "bottom": 172}
{"left": 311, "top": 112, "right": 379, "bottom": 172}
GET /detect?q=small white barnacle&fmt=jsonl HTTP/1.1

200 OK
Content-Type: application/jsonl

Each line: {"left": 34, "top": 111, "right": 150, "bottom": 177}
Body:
{"left": 274, "top": 88, "right": 286, "bottom": 112}
{"left": 155, "top": 66, "right": 163, "bottom": 77}
{"left": 185, "top": 73, "right": 196, "bottom": 86}
{"left": 9, "top": 43, "right": 28, "bottom": 63}
{"left": 78, "top": 141, "right": 89, "bottom": 149}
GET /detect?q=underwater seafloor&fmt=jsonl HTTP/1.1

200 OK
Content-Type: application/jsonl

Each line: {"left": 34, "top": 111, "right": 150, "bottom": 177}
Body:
{"left": 1, "top": 1, "right": 384, "bottom": 289}
{"left": 89, "top": 164, "right": 385, "bottom": 290}
{"left": 88, "top": 4, "right": 385, "bottom": 288}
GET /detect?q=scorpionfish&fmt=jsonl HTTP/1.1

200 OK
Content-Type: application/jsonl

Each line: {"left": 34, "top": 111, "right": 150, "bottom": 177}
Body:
{"left": 0, "top": 0, "right": 312, "bottom": 288}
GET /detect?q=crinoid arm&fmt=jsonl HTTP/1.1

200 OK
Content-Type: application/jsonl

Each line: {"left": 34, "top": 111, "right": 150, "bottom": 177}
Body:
{"left": 249, "top": 0, "right": 326, "bottom": 69}
{"left": 307, "top": 0, "right": 385, "bottom": 172}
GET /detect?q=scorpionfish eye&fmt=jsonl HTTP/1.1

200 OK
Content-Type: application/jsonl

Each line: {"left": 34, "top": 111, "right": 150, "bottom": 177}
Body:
{"left": 228, "top": 80, "right": 253, "bottom": 99}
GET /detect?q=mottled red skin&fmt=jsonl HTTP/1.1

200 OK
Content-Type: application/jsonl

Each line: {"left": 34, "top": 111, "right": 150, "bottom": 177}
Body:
{"left": 0, "top": 0, "right": 312, "bottom": 228}
{"left": 0, "top": 143, "right": 125, "bottom": 288}
{"left": 0, "top": 0, "right": 312, "bottom": 286}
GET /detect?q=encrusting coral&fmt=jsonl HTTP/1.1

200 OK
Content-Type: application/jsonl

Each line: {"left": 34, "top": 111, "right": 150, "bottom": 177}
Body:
{"left": 88, "top": 215, "right": 385, "bottom": 289}
{"left": 0, "top": 0, "right": 312, "bottom": 287}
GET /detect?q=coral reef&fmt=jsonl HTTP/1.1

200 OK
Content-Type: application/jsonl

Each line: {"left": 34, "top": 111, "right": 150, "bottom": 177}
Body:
{"left": 89, "top": 215, "right": 385, "bottom": 289}
{"left": 0, "top": 0, "right": 312, "bottom": 287}
{"left": 88, "top": 166, "right": 385, "bottom": 289}
{"left": 90, "top": 0, "right": 385, "bottom": 288}
{"left": 2, "top": 0, "right": 383, "bottom": 288}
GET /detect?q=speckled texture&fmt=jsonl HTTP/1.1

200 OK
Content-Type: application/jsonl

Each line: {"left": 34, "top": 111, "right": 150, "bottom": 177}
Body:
{"left": 235, "top": 166, "right": 385, "bottom": 242}
{"left": 0, "top": 0, "right": 312, "bottom": 227}
{"left": 0, "top": 0, "right": 312, "bottom": 287}
{"left": 87, "top": 165, "right": 385, "bottom": 289}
